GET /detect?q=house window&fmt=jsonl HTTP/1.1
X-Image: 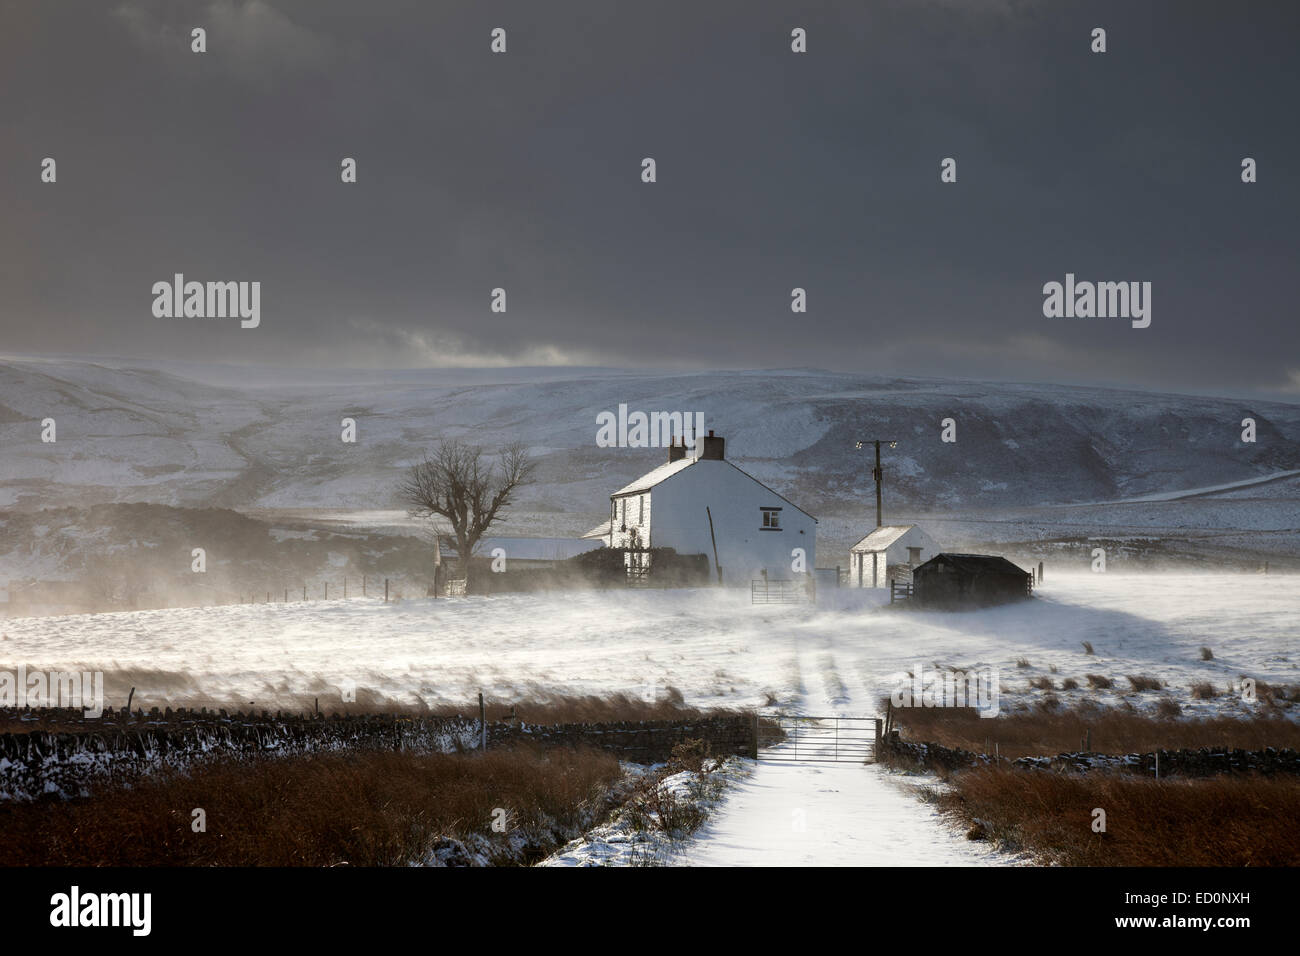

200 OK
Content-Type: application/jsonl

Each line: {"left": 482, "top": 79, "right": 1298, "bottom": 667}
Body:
{"left": 639, "top": 494, "right": 645, "bottom": 525}
{"left": 760, "top": 507, "right": 781, "bottom": 530}
{"left": 908, "top": 546, "right": 922, "bottom": 565}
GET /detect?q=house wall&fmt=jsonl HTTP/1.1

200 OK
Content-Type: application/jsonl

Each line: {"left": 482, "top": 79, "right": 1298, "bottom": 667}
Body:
{"left": 849, "top": 551, "right": 891, "bottom": 587}
{"left": 882, "top": 527, "right": 940, "bottom": 566}
{"left": 849, "top": 526, "right": 941, "bottom": 588}
{"left": 645, "top": 460, "right": 816, "bottom": 585}
{"left": 850, "top": 551, "right": 869, "bottom": 586}
{"left": 609, "top": 492, "right": 651, "bottom": 549}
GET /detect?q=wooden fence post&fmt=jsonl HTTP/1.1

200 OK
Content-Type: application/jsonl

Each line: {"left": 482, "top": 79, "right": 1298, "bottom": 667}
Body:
{"left": 874, "top": 717, "right": 883, "bottom": 761}
{"left": 479, "top": 691, "right": 487, "bottom": 752}
{"left": 706, "top": 506, "right": 722, "bottom": 585}
{"left": 363, "top": 574, "right": 367, "bottom": 596}
{"left": 384, "top": 579, "right": 389, "bottom": 602}
{"left": 303, "top": 585, "right": 307, "bottom": 601}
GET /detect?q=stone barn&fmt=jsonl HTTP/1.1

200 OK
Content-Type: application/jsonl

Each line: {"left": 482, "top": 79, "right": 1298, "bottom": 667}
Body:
{"left": 911, "top": 553, "right": 1033, "bottom": 609}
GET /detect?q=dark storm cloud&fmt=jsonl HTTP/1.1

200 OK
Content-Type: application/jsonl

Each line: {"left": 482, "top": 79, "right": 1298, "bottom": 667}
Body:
{"left": 1, "top": 0, "right": 1296, "bottom": 396}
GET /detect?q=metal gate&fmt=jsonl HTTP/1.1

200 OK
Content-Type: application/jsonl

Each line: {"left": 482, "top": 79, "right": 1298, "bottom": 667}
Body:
{"left": 751, "top": 579, "right": 813, "bottom": 604}
{"left": 757, "top": 714, "right": 878, "bottom": 763}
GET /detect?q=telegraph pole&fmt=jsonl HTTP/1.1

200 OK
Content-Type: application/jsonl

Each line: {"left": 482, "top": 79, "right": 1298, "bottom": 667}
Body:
{"left": 855, "top": 439, "right": 897, "bottom": 528}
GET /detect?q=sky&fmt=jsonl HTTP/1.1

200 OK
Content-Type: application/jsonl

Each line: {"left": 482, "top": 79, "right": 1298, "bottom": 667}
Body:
{"left": 1, "top": 0, "right": 1297, "bottom": 398}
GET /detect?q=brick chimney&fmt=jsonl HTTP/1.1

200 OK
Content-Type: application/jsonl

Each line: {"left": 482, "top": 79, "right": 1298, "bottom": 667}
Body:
{"left": 667, "top": 436, "right": 687, "bottom": 463}
{"left": 700, "top": 430, "right": 725, "bottom": 461}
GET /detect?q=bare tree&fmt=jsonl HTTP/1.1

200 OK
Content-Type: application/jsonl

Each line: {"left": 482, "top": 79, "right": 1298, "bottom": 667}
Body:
{"left": 398, "top": 439, "right": 535, "bottom": 592}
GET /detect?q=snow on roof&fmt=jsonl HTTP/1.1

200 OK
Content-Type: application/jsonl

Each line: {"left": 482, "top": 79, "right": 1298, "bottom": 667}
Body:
{"left": 850, "top": 524, "right": 916, "bottom": 553}
{"left": 610, "top": 453, "right": 817, "bottom": 522}
{"left": 917, "top": 553, "right": 1029, "bottom": 576}
{"left": 582, "top": 520, "right": 611, "bottom": 540}
{"left": 612, "top": 456, "right": 698, "bottom": 496}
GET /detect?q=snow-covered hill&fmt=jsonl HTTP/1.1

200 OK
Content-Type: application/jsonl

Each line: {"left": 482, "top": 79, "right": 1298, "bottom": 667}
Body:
{"left": 3, "top": 357, "right": 1297, "bottom": 517}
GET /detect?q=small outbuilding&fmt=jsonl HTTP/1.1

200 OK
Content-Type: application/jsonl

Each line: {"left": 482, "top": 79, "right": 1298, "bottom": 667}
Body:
{"left": 911, "top": 553, "right": 1033, "bottom": 609}
{"left": 848, "top": 524, "right": 939, "bottom": 588}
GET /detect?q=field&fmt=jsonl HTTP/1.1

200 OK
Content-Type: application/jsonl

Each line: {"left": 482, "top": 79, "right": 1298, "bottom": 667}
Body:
{"left": 927, "top": 768, "right": 1300, "bottom": 867}
{"left": 0, "top": 745, "right": 624, "bottom": 867}
{"left": 3, "top": 572, "right": 1295, "bottom": 722}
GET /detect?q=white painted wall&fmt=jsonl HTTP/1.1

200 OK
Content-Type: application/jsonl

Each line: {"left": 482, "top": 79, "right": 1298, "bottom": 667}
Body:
{"left": 849, "top": 526, "right": 940, "bottom": 588}
{"left": 881, "top": 526, "right": 939, "bottom": 566}
{"left": 642, "top": 460, "right": 816, "bottom": 585}
{"left": 609, "top": 491, "right": 651, "bottom": 549}
{"left": 849, "top": 550, "right": 889, "bottom": 588}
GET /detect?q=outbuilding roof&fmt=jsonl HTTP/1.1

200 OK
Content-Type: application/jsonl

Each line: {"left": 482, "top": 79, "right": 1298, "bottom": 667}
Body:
{"left": 850, "top": 524, "right": 916, "bottom": 553}
{"left": 915, "top": 553, "right": 1029, "bottom": 577}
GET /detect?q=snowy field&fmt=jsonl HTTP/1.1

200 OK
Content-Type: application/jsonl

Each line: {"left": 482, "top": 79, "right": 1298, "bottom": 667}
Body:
{"left": 2, "top": 573, "right": 1295, "bottom": 719}
{"left": 5, "top": 571, "right": 1294, "bottom": 867}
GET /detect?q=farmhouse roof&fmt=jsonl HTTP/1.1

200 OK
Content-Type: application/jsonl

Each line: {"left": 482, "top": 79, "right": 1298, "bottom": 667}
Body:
{"left": 850, "top": 524, "right": 916, "bottom": 553}
{"left": 610, "top": 455, "right": 816, "bottom": 522}
{"left": 582, "top": 520, "right": 611, "bottom": 539}
{"left": 612, "top": 457, "right": 697, "bottom": 496}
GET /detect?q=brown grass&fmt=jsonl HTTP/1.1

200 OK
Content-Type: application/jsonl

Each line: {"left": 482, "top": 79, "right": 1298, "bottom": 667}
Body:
{"left": 480, "top": 690, "right": 713, "bottom": 724}
{"left": 0, "top": 745, "right": 622, "bottom": 866}
{"left": 888, "top": 705, "right": 1300, "bottom": 759}
{"left": 1251, "top": 681, "right": 1300, "bottom": 705}
{"left": 0, "top": 691, "right": 732, "bottom": 735}
{"left": 936, "top": 767, "right": 1300, "bottom": 866}
{"left": 1154, "top": 697, "right": 1182, "bottom": 718}
{"left": 1127, "top": 675, "right": 1164, "bottom": 692}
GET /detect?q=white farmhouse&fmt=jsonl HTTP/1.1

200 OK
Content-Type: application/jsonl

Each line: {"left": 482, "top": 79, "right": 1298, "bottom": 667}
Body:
{"left": 585, "top": 431, "right": 817, "bottom": 585}
{"left": 848, "top": 524, "right": 940, "bottom": 588}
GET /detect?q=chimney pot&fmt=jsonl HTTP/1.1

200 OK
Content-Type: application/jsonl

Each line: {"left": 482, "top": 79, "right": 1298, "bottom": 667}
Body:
{"left": 701, "top": 431, "right": 725, "bottom": 461}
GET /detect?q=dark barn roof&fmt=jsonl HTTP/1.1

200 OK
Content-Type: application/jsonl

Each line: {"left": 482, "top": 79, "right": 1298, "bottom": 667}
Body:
{"left": 911, "top": 553, "right": 1032, "bottom": 609}
{"left": 914, "top": 553, "right": 1029, "bottom": 577}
